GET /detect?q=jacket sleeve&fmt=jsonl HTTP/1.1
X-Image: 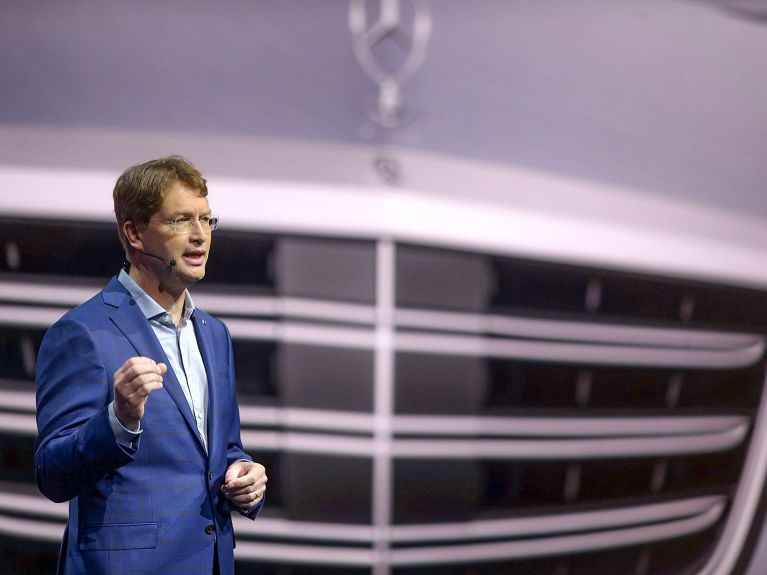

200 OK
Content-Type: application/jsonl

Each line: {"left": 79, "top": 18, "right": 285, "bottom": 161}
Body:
{"left": 35, "top": 317, "right": 136, "bottom": 503}
{"left": 221, "top": 322, "right": 264, "bottom": 519}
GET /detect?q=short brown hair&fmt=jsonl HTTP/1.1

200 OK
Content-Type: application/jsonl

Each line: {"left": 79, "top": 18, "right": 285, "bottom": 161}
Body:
{"left": 113, "top": 155, "right": 208, "bottom": 255}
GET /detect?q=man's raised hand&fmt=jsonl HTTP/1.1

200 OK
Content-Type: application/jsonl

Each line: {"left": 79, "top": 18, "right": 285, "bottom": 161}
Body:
{"left": 113, "top": 357, "right": 167, "bottom": 430}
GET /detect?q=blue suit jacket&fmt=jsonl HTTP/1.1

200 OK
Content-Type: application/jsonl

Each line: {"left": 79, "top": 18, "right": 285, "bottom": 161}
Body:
{"left": 35, "top": 276, "right": 261, "bottom": 575}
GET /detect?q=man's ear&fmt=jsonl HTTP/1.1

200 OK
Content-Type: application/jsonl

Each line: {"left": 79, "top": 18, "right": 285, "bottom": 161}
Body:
{"left": 123, "top": 220, "right": 143, "bottom": 251}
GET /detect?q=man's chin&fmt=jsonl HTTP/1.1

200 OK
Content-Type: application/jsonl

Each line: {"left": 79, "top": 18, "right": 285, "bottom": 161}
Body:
{"left": 182, "top": 267, "right": 206, "bottom": 283}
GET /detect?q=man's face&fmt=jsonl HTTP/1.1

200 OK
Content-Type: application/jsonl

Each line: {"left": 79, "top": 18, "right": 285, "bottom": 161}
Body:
{"left": 139, "top": 181, "right": 212, "bottom": 291}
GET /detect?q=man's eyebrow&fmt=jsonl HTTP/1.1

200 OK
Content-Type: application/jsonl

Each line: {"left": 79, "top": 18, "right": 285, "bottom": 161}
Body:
{"left": 167, "top": 209, "right": 213, "bottom": 218}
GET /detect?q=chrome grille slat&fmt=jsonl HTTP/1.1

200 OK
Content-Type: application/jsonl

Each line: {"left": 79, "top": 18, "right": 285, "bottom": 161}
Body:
{"left": 239, "top": 428, "right": 747, "bottom": 459}
{"left": 386, "top": 503, "right": 725, "bottom": 567}
{"left": 391, "top": 414, "right": 749, "bottom": 438}
{"left": 229, "top": 504, "right": 726, "bottom": 567}
{"left": 396, "top": 331, "right": 764, "bottom": 369}
{"left": 396, "top": 308, "right": 764, "bottom": 350}
{"left": 310, "top": 496, "right": 726, "bottom": 544}
{"left": 389, "top": 427, "right": 748, "bottom": 459}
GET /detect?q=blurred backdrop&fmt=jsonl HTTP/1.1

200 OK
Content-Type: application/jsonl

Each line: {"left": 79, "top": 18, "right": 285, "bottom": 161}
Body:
{"left": 2, "top": 1, "right": 767, "bottom": 574}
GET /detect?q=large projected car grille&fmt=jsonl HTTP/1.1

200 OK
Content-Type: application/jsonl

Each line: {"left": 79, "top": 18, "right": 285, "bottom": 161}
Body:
{"left": 1, "top": 218, "right": 767, "bottom": 575}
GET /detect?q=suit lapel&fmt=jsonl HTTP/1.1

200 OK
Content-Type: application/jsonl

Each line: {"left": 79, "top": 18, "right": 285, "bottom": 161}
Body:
{"left": 193, "top": 313, "right": 219, "bottom": 459}
{"left": 103, "top": 277, "right": 206, "bottom": 453}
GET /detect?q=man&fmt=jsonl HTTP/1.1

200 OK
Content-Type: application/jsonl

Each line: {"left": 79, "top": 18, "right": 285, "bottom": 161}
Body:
{"left": 35, "top": 156, "right": 266, "bottom": 575}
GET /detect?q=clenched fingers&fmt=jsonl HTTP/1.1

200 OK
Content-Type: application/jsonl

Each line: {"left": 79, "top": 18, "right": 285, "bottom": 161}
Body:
{"left": 221, "top": 461, "right": 267, "bottom": 509}
{"left": 113, "top": 357, "right": 167, "bottom": 426}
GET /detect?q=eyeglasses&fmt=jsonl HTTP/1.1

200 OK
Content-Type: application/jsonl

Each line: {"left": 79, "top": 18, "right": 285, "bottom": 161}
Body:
{"left": 149, "top": 215, "right": 219, "bottom": 235}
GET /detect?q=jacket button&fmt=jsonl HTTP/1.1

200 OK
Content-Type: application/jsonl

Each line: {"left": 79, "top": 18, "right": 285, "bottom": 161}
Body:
{"left": 205, "top": 524, "right": 215, "bottom": 535}
{"left": 208, "top": 471, "right": 214, "bottom": 480}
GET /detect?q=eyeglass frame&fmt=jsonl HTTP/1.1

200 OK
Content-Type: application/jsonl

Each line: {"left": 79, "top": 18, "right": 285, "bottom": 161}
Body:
{"left": 147, "top": 215, "right": 219, "bottom": 235}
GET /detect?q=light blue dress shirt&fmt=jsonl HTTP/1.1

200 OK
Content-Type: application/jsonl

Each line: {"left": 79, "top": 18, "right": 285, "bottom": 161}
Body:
{"left": 109, "top": 269, "right": 210, "bottom": 451}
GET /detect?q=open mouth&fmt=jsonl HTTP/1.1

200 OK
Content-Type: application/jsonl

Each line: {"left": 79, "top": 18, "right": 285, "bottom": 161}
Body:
{"left": 182, "top": 251, "right": 206, "bottom": 266}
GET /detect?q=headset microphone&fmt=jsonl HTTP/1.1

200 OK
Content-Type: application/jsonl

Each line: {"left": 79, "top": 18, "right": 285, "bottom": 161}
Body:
{"left": 141, "top": 250, "right": 176, "bottom": 267}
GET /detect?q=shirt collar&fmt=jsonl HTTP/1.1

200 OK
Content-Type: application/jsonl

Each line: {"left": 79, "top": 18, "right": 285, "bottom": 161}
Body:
{"left": 117, "top": 269, "right": 196, "bottom": 324}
